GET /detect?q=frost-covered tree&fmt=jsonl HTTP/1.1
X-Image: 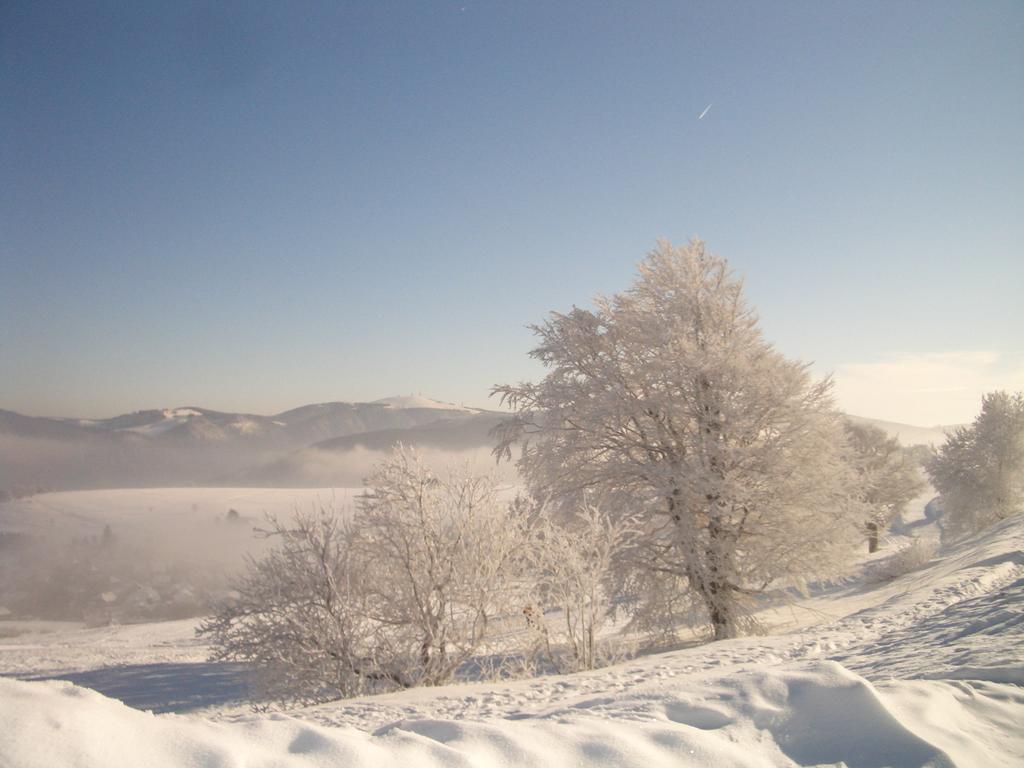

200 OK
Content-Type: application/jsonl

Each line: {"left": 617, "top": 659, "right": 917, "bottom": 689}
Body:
{"left": 197, "top": 509, "right": 391, "bottom": 703}
{"left": 494, "top": 239, "right": 863, "bottom": 640}
{"left": 353, "top": 448, "right": 526, "bottom": 686}
{"left": 520, "top": 501, "right": 626, "bottom": 671}
{"left": 200, "top": 448, "right": 526, "bottom": 704}
{"left": 928, "top": 391, "right": 1024, "bottom": 537}
{"left": 843, "top": 421, "right": 925, "bottom": 552}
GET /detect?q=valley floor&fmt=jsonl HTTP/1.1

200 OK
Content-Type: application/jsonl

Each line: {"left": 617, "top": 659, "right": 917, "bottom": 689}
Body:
{"left": 1, "top": 494, "right": 1022, "bottom": 767}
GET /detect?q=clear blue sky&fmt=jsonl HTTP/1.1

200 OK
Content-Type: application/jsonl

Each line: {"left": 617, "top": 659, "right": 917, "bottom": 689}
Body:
{"left": 2, "top": 1, "right": 1021, "bottom": 424}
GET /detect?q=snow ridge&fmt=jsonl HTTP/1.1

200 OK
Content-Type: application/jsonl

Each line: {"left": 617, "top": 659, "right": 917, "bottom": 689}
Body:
{"left": 372, "top": 395, "right": 475, "bottom": 412}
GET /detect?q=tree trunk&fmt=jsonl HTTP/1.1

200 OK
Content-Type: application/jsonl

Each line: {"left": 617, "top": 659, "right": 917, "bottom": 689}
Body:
{"left": 670, "top": 491, "right": 738, "bottom": 640}
{"left": 867, "top": 521, "right": 879, "bottom": 554}
{"left": 698, "top": 518, "right": 737, "bottom": 640}
{"left": 707, "top": 591, "right": 737, "bottom": 639}
{"left": 704, "top": 566, "right": 737, "bottom": 640}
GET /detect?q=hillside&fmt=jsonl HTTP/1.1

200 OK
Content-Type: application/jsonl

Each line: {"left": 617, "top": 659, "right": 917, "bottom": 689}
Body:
{"left": 1, "top": 499, "right": 1021, "bottom": 767}
{"left": 845, "top": 414, "right": 958, "bottom": 447}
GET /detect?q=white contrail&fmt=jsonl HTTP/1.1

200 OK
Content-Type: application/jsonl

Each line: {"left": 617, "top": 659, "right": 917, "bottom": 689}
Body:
{"left": 698, "top": 103, "right": 712, "bottom": 120}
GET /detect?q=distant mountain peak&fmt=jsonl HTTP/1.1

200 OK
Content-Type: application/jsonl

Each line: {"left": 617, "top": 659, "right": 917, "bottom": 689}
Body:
{"left": 372, "top": 395, "right": 475, "bottom": 412}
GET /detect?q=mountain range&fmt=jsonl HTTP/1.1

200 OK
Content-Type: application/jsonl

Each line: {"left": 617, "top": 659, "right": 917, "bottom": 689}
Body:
{"left": 0, "top": 397, "right": 955, "bottom": 493}
{"left": 0, "top": 397, "right": 506, "bottom": 492}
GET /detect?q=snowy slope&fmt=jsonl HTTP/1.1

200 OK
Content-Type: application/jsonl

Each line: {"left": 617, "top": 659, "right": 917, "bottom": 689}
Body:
{"left": 845, "top": 414, "right": 957, "bottom": 447}
{"left": 2, "top": 506, "right": 1022, "bottom": 767}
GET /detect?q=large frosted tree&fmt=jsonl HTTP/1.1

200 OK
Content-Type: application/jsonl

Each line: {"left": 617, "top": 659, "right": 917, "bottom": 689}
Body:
{"left": 494, "top": 239, "right": 862, "bottom": 640}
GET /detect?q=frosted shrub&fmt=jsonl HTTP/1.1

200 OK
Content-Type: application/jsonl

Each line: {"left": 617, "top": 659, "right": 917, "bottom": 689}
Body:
{"left": 866, "top": 539, "right": 937, "bottom": 583}
{"left": 200, "top": 447, "right": 527, "bottom": 704}
{"left": 197, "top": 509, "right": 387, "bottom": 704}
{"left": 520, "top": 502, "right": 626, "bottom": 672}
{"left": 353, "top": 448, "right": 527, "bottom": 687}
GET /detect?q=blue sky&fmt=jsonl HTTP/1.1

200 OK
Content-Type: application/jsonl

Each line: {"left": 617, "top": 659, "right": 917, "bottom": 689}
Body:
{"left": 2, "top": 1, "right": 1021, "bottom": 424}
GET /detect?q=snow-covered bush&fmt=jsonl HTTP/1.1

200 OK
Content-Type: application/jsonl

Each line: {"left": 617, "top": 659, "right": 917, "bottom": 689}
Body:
{"left": 520, "top": 501, "right": 626, "bottom": 672}
{"left": 866, "top": 539, "right": 937, "bottom": 583}
{"left": 352, "top": 448, "right": 527, "bottom": 687}
{"left": 198, "top": 509, "right": 395, "bottom": 703}
{"left": 494, "top": 239, "right": 864, "bottom": 640}
{"left": 199, "top": 447, "right": 527, "bottom": 704}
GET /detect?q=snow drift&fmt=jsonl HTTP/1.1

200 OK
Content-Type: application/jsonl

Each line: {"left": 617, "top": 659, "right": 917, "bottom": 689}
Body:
{"left": 2, "top": 661, "right": 1021, "bottom": 767}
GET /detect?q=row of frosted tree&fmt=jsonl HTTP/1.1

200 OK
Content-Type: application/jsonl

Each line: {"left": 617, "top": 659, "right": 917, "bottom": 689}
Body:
{"left": 202, "top": 240, "right": 1017, "bottom": 705}
{"left": 927, "top": 391, "right": 1024, "bottom": 538}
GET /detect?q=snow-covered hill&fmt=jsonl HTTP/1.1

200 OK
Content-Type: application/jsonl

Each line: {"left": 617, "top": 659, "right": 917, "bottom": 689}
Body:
{"left": 373, "top": 395, "right": 476, "bottom": 411}
{"left": 2, "top": 501, "right": 1021, "bottom": 767}
{"left": 845, "top": 414, "right": 958, "bottom": 447}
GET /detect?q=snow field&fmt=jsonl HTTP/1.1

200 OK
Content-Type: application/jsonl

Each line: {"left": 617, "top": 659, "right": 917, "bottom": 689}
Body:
{"left": 0, "top": 487, "right": 364, "bottom": 535}
{"left": 1, "top": 495, "right": 1022, "bottom": 767}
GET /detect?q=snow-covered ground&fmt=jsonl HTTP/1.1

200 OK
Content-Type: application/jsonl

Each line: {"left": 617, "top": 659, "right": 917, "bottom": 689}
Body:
{"left": 1, "top": 493, "right": 1022, "bottom": 767}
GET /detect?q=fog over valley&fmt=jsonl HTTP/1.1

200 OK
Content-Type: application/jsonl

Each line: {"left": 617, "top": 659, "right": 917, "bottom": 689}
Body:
{"left": 0, "top": 397, "right": 512, "bottom": 492}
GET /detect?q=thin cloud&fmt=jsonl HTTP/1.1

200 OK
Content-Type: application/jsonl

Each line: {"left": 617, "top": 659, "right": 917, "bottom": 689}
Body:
{"left": 832, "top": 350, "right": 1024, "bottom": 426}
